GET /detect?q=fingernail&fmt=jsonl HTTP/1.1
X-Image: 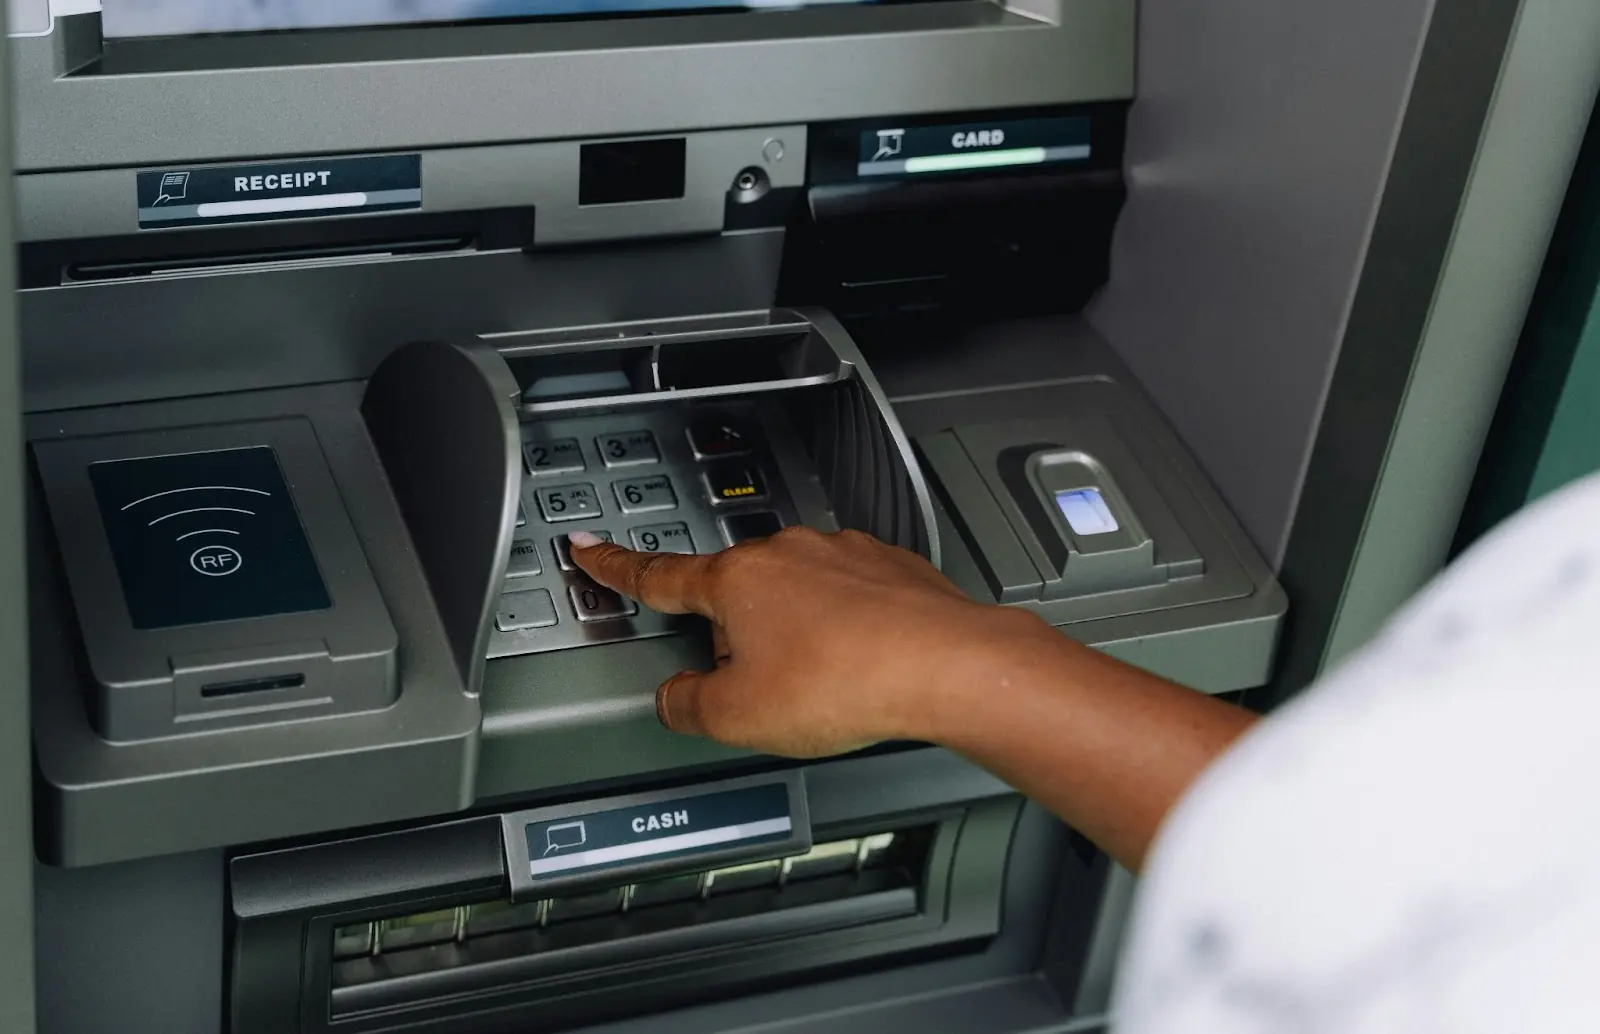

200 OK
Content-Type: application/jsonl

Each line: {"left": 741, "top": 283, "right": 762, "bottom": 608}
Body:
{"left": 568, "top": 530, "right": 604, "bottom": 549}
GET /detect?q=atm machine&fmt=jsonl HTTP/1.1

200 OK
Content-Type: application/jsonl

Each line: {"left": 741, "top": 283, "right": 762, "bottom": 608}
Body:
{"left": 4, "top": 1, "right": 1595, "bottom": 1033}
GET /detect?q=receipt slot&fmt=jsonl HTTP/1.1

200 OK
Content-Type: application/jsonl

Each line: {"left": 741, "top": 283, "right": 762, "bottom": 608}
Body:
{"left": 32, "top": 418, "right": 399, "bottom": 741}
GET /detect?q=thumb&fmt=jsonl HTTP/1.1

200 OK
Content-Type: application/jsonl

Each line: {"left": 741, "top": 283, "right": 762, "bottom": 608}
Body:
{"left": 656, "top": 668, "right": 734, "bottom": 739}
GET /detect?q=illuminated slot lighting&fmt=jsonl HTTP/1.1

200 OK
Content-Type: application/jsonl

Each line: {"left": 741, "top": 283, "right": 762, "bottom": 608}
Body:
{"left": 901, "top": 147, "right": 1049, "bottom": 174}
{"left": 860, "top": 144, "right": 1092, "bottom": 178}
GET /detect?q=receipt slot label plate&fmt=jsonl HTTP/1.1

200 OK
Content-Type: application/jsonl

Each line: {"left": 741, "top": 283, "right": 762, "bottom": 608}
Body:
{"left": 137, "top": 154, "right": 422, "bottom": 229}
{"left": 504, "top": 774, "right": 810, "bottom": 899}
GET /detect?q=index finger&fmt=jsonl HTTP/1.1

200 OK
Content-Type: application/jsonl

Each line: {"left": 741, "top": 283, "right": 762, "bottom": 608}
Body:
{"left": 570, "top": 539, "right": 719, "bottom": 618}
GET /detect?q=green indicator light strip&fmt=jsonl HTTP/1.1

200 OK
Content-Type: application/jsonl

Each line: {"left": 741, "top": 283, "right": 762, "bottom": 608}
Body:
{"left": 902, "top": 147, "right": 1049, "bottom": 174}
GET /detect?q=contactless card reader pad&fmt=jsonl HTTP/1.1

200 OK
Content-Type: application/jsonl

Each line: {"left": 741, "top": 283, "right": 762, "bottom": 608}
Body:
{"left": 88, "top": 447, "right": 330, "bottom": 630}
{"left": 34, "top": 419, "right": 399, "bottom": 742}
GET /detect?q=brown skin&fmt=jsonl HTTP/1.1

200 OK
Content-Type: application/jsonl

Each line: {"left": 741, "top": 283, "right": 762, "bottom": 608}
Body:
{"left": 571, "top": 526, "right": 1257, "bottom": 873}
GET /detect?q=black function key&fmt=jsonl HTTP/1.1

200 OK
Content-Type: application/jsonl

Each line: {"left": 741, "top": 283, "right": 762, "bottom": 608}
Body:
{"left": 596, "top": 430, "right": 660, "bottom": 469}
{"left": 687, "top": 416, "right": 755, "bottom": 460}
{"left": 719, "top": 511, "right": 784, "bottom": 545}
{"left": 703, "top": 463, "right": 767, "bottom": 507}
{"left": 523, "top": 437, "right": 586, "bottom": 477}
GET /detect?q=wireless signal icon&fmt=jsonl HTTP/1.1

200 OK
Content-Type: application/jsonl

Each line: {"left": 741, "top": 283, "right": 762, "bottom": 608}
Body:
{"left": 121, "top": 483, "right": 270, "bottom": 578}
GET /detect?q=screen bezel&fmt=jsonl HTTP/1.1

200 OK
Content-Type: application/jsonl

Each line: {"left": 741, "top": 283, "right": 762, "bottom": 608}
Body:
{"left": 97, "top": 0, "right": 933, "bottom": 40}
{"left": 10, "top": 3, "right": 1134, "bottom": 173}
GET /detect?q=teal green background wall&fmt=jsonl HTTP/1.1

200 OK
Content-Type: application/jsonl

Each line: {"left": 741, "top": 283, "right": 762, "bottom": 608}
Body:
{"left": 1455, "top": 94, "right": 1600, "bottom": 549}
{"left": 1525, "top": 275, "right": 1600, "bottom": 501}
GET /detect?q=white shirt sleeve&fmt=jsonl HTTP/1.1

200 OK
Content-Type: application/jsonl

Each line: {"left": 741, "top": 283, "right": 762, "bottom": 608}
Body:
{"left": 1112, "top": 470, "right": 1600, "bottom": 1034}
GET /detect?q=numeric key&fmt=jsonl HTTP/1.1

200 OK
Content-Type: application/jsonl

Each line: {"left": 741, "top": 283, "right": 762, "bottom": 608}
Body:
{"left": 596, "top": 430, "right": 660, "bottom": 468}
{"left": 524, "top": 438, "right": 585, "bottom": 477}
{"left": 568, "top": 582, "right": 638, "bottom": 623}
{"left": 535, "top": 484, "right": 603, "bottom": 523}
{"left": 553, "top": 530, "right": 613, "bottom": 571}
{"left": 614, "top": 475, "right": 677, "bottom": 514}
{"left": 630, "top": 522, "right": 696, "bottom": 555}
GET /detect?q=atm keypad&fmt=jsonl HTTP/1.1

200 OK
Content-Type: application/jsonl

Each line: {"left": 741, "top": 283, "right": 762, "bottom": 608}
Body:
{"left": 536, "top": 484, "right": 603, "bottom": 523}
{"left": 614, "top": 475, "right": 677, "bottom": 515}
{"left": 493, "top": 410, "right": 805, "bottom": 657}
{"left": 524, "top": 438, "right": 586, "bottom": 477}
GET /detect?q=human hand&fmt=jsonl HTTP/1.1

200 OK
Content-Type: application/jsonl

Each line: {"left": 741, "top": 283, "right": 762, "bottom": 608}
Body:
{"left": 568, "top": 526, "right": 1047, "bottom": 758}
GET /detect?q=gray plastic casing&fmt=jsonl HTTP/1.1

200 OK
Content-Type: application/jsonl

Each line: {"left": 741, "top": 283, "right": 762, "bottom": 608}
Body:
{"left": 7, "top": 6, "right": 1131, "bottom": 174}
{"left": 28, "top": 380, "right": 483, "bottom": 868}
{"left": 32, "top": 420, "right": 399, "bottom": 742}
{"left": 918, "top": 406, "right": 1260, "bottom": 625}
{"left": 879, "top": 317, "right": 1289, "bottom": 696}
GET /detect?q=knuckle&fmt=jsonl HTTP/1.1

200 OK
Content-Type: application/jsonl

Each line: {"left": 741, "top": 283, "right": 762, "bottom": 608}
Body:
{"left": 701, "top": 549, "right": 739, "bottom": 593}
{"left": 682, "top": 684, "right": 716, "bottom": 736}
{"left": 769, "top": 525, "right": 823, "bottom": 552}
{"left": 628, "top": 551, "right": 674, "bottom": 596}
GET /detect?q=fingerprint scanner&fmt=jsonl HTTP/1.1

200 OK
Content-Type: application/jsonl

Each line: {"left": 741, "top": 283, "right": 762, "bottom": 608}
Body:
{"left": 1055, "top": 488, "right": 1120, "bottom": 537}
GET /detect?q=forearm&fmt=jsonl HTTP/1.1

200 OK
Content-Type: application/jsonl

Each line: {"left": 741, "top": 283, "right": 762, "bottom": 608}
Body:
{"left": 925, "top": 610, "right": 1258, "bottom": 873}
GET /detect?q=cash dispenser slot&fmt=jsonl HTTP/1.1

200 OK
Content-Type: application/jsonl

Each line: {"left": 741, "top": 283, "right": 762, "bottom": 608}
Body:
{"left": 227, "top": 770, "right": 1024, "bottom": 1034}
